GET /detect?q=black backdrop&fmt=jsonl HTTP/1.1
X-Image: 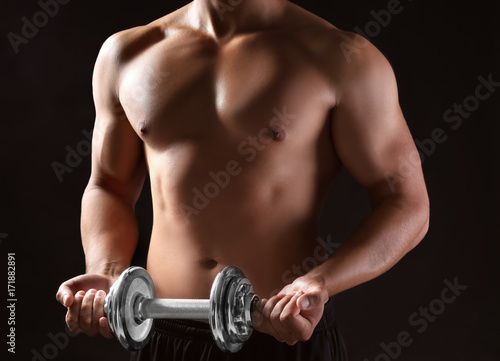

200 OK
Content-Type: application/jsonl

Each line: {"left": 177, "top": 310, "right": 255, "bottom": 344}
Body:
{"left": 1, "top": 0, "right": 499, "bottom": 360}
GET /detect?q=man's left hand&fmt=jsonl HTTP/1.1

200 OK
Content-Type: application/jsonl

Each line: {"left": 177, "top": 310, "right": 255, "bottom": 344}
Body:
{"left": 253, "top": 276, "right": 329, "bottom": 345}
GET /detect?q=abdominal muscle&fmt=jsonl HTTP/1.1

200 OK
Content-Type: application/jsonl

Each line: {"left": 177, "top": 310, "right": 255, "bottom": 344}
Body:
{"left": 140, "top": 110, "right": 339, "bottom": 301}
{"left": 145, "top": 189, "right": 324, "bottom": 300}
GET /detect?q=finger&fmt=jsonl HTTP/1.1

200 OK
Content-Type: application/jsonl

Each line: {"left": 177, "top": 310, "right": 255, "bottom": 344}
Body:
{"left": 56, "top": 276, "right": 98, "bottom": 307}
{"left": 99, "top": 317, "right": 114, "bottom": 339}
{"left": 277, "top": 284, "right": 292, "bottom": 297}
{"left": 261, "top": 295, "right": 282, "bottom": 320}
{"left": 80, "top": 289, "right": 97, "bottom": 334}
{"left": 270, "top": 293, "right": 298, "bottom": 344}
{"left": 282, "top": 292, "right": 312, "bottom": 342}
{"left": 56, "top": 283, "right": 76, "bottom": 307}
{"left": 261, "top": 295, "right": 285, "bottom": 321}
{"left": 93, "top": 291, "right": 106, "bottom": 332}
{"left": 65, "top": 308, "right": 80, "bottom": 334}
{"left": 66, "top": 291, "right": 85, "bottom": 333}
{"left": 260, "top": 295, "right": 286, "bottom": 340}
{"left": 281, "top": 291, "right": 302, "bottom": 322}
{"left": 252, "top": 299, "right": 267, "bottom": 329}
{"left": 58, "top": 274, "right": 112, "bottom": 305}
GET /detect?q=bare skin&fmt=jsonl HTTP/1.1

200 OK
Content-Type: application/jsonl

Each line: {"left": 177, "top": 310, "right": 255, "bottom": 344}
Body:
{"left": 56, "top": 0, "right": 429, "bottom": 346}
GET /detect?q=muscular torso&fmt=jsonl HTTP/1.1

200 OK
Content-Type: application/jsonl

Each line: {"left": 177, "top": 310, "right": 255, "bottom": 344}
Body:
{"left": 116, "top": 4, "right": 345, "bottom": 298}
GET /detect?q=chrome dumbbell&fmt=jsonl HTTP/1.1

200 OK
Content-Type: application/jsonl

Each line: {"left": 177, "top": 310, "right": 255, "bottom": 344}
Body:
{"left": 104, "top": 266, "right": 259, "bottom": 353}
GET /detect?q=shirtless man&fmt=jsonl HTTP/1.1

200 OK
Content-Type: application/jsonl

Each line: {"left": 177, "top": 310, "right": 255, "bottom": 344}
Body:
{"left": 56, "top": 0, "right": 429, "bottom": 360}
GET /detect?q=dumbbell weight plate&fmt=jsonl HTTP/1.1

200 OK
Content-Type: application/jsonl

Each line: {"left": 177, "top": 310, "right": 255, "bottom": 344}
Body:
{"left": 104, "top": 267, "right": 155, "bottom": 351}
{"left": 209, "top": 266, "right": 257, "bottom": 353}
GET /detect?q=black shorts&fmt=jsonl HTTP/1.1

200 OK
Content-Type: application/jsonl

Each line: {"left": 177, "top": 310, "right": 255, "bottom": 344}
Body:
{"left": 130, "top": 298, "right": 348, "bottom": 361}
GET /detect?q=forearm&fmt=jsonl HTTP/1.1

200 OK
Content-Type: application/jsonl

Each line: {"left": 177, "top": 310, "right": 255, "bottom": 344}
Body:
{"left": 81, "top": 185, "right": 139, "bottom": 277}
{"left": 307, "top": 194, "right": 429, "bottom": 296}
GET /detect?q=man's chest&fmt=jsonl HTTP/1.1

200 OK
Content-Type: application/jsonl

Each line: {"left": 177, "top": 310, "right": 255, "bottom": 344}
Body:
{"left": 118, "top": 33, "right": 334, "bottom": 146}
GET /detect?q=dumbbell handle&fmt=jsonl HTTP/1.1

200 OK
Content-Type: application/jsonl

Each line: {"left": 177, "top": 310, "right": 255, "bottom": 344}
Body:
{"left": 138, "top": 298, "right": 210, "bottom": 320}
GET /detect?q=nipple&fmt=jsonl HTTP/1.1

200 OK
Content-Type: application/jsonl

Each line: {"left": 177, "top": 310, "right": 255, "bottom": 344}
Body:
{"left": 269, "top": 126, "right": 286, "bottom": 141}
{"left": 139, "top": 121, "right": 148, "bottom": 135}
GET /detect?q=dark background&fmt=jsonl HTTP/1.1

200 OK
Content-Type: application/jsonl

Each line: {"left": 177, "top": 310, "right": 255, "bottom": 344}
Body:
{"left": 1, "top": 0, "right": 499, "bottom": 360}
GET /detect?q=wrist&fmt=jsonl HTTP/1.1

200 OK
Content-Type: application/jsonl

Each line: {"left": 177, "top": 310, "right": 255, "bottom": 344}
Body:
{"left": 302, "top": 271, "right": 326, "bottom": 288}
{"left": 86, "top": 261, "right": 128, "bottom": 279}
{"left": 304, "top": 267, "right": 341, "bottom": 297}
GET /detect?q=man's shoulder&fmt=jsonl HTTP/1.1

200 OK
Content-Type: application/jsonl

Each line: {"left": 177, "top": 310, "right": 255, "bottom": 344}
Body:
{"left": 285, "top": 3, "right": 359, "bottom": 47}
{"left": 289, "top": 23, "right": 388, "bottom": 83}
{"left": 284, "top": 4, "right": 384, "bottom": 69}
{"left": 103, "top": 26, "right": 159, "bottom": 57}
{"left": 291, "top": 9, "right": 392, "bottom": 82}
{"left": 286, "top": 6, "right": 395, "bottom": 102}
{"left": 97, "top": 6, "right": 187, "bottom": 65}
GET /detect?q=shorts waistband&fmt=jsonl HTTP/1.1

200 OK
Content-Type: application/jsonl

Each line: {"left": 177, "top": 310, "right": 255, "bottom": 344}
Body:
{"left": 153, "top": 319, "right": 214, "bottom": 342}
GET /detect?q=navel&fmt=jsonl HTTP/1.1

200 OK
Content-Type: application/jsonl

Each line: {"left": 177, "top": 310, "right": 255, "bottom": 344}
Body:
{"left": 201, "top": 258, "right": 218, "bottom": 270}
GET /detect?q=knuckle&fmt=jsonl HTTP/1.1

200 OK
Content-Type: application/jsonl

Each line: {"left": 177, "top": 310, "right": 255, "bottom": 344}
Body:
{"left": 73, "top": 295, "right": 83, "bottom": 306}
{"left": 279, "top": 312, "right": 293, "bottom": 323}
{"left": 94, "top": 293, "right": 104, "bottom": 304}
{"left": 81, "top": 297, "right": 92, "bottom": 310}
{"left": 66, "top": 313, "right": 77, "bottom": 325}
{"left": 269, "top": 313, "right": 280, "bottom": 323}
{"left": 270, "top": 310, "right": 281, "bottom": 322}
{"left": 83, "top": 293, "right": 95, "bottom": 303}
{"left": 67, "top": 325, "right": 80, "bottom": 334}
{"left": 81, "top": 314, "right": 92, "bottom": 326}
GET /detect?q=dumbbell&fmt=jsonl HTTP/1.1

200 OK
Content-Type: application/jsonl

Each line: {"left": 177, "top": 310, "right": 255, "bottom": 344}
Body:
{"left": 104, "top": 266, "right": 259, "bottom": 353}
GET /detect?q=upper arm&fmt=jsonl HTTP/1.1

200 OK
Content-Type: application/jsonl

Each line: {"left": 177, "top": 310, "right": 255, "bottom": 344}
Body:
{"left": 88, "top": 33, "right": 147, "bottom": 204}
{"left": 331, "top": 35, "right": 428, "bottom": 207}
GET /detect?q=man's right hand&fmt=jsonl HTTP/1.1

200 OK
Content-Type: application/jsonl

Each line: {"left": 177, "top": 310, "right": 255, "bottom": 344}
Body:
{"left": 56, "top": 274, "right": 118, "bottom": 338}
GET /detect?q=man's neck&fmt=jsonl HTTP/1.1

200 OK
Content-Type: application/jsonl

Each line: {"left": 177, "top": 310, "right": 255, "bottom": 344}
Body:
{"left": 188, "top": 0, "right": 288, "bottom": 41}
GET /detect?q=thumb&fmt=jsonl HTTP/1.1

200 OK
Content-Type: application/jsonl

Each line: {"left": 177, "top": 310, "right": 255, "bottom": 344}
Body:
{"left": 297, "top": 293, "right": 324, "bottom": 311}
{"left": 56, "top": 284, "right": 75, "bottom": 307}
